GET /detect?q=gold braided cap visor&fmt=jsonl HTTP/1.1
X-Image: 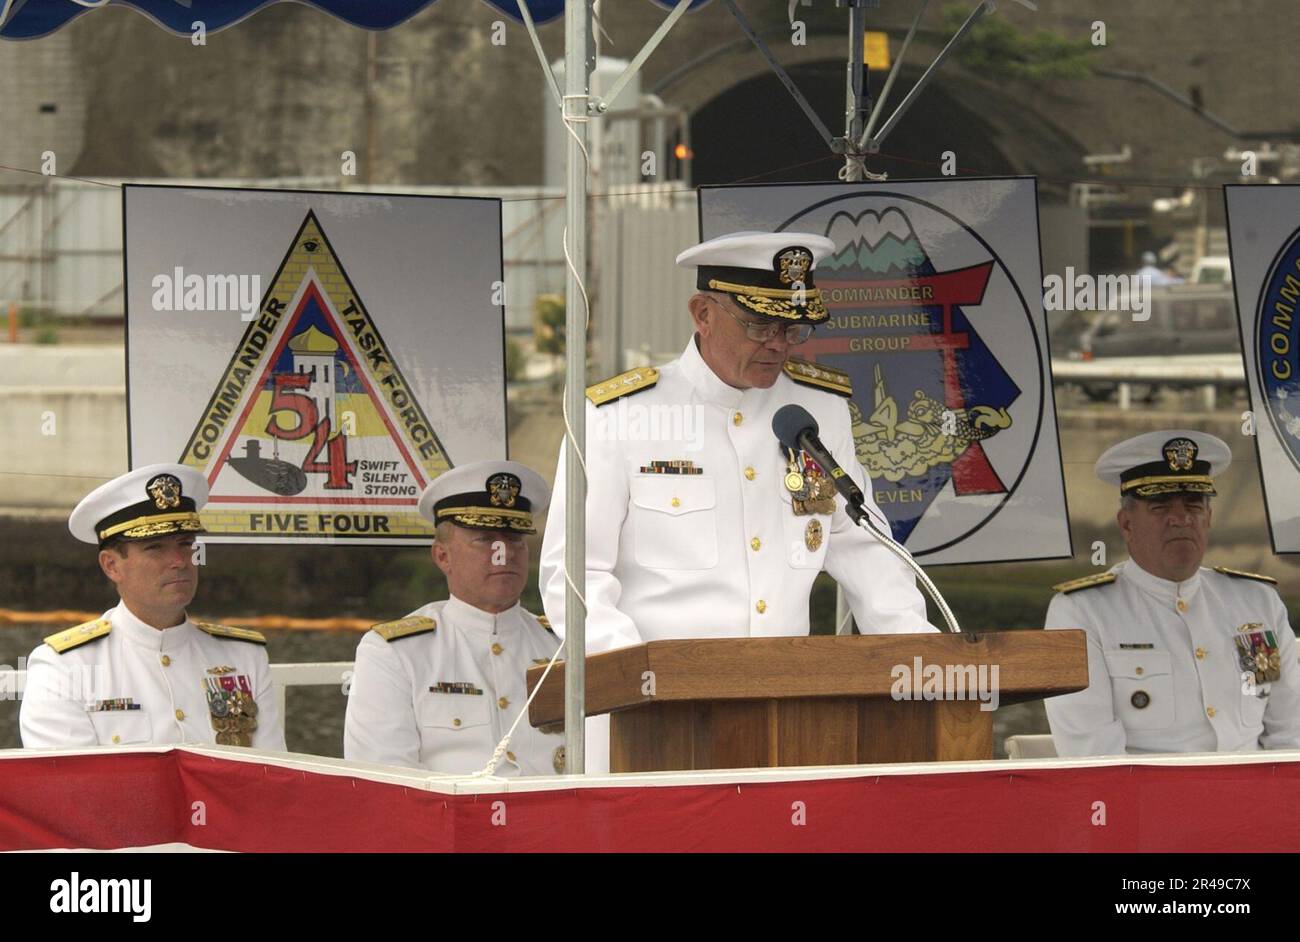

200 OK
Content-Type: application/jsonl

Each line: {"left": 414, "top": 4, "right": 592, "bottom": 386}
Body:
{"left": 707, "top": 279, "right": 829, "bottom": 322}
{"left": 1121, "top": 475, "right": 1216, "bottom": 498}
{"left": 98, "top": 511, "right": 205, "bottom": 542}
{"left": 434, "top": 505, "right": 536, "bottom": 534}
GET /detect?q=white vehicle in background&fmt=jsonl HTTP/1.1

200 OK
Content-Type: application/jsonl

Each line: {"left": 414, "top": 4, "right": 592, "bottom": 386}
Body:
{"left": 1190, "top": 255, "right": 1232, "bottom": 285}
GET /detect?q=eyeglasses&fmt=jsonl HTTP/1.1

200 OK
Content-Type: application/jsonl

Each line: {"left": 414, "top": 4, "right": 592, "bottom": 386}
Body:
{"left": 710, "top": 297, "right": 816, "bottom": 345}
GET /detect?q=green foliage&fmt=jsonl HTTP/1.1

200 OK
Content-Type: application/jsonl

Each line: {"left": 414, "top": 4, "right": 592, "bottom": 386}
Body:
{"left": 534, "top": 293, "right": 565, "bottom": 359}
{"left": 34, "top": 326, "right": 59, "bottom": 345}
{"left": 505, "top": 337, "right": 525, "bottom": 382}
{"left": 943, "top": 3, "right": 1096, "bottom": 81}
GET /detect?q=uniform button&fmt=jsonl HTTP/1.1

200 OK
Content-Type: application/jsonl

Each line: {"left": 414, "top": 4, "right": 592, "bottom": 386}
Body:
{"left": 491, "top": 643, "right": 504, "bottom": 656}
{"left": 745, "top": 467, "right": 756, "bottom": 481}
{"left": 112, "top": 735, "right": 121, "bottom": 744}
{"left": 498, "top": 696, "right": 510, "bottom": 710}
{"left": 452, "top": 718, "right": 462, "bottom": 727}
{"left": 750, "top": 537, "right": 761, "bottom": 551}
{"left": 1206, "top": 706, "right": 1217, "bottom": 718}
{"left": 733, "top": 412, "right": 743, "bottom": 426}
{"left": 1135, "top": 666, "right": 1144, "bottom": 676}
{"left": 160, "top": 655, "right": 171, "bottom": 667}
{"left": 671, "top": 497, "right": 680, "bottom": 508}
{"left": 756, "top": 600, "right": 767, "bottom": 614}
{"left": 1195, "top": 647, "right": 1206, "bottom": 660}
{"left": 1177, "top": 599, "right": 1188, "bottom": 613}
{"left": 175, "top": 709, "right": 185, "bottom": 721}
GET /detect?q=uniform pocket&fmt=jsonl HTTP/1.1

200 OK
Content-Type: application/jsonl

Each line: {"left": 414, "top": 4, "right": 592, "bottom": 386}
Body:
{"left": 88, "top": 710, "right": 152, "bottom": 745}
{"left": 629, "top": 475, "right": 718, "bottom": 570}
{"left": 1103, "top": 649, "right": 1174, "bottom": 730}
{"left": 419, "top": 694, "right": 490, "bottom": 731}
{"left": 1239, "top": 687, "right": 1268, "bottom": 729}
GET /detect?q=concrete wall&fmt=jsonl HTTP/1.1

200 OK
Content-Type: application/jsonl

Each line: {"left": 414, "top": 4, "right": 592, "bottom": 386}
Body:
{"left": 0, "top": 2, "right": 1289, "bottom": 189}
{"left": 0, "top": 386, "right": 126, "bottom": 509}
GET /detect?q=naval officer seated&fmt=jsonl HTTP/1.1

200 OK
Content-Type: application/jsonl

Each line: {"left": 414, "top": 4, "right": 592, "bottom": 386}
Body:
{"left": 20, "top": 464, "right": 285, "bottom": 751}
{"left": 345, "top": 460, "right": 565, "bottom": 775}
{"left": 1045, "top": 430, "right": 1300, "bottom": 756}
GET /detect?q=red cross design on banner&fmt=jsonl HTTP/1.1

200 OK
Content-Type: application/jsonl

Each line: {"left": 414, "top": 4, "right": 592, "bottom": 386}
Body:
{"left": 800, "top": 260, "right": 1005, "bottom": 495}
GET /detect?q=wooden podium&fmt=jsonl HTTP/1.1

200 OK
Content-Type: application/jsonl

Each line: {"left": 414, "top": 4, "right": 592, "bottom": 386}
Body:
{"left": 527, "top": 632, "right": 1087, "bottom": 771}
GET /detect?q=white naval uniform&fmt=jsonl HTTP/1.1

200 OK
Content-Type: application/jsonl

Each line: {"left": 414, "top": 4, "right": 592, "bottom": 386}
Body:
{"left": 19, "top": 602, "right": 285, "bottom": 751}
{"left": 541, "top": 337, "right": 936, "bottom": 651}
{"left": 343, "top": 597, "right": 565, "bottom": 776}
{"left": 540, "top": 338, "right": 937, "bottom": 771}
{"left": 1044, "top": 559, "right": 1300, "bottom": 756}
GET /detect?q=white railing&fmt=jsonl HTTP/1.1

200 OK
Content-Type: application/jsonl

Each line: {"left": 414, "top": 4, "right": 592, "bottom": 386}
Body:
{"left": 1051, "top": 354, "right": 1245, "bottom": 410}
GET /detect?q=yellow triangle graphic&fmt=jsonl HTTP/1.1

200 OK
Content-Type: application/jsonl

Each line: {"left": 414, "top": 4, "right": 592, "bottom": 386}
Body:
{"left": 178, "top": 211, "right": 452, "bottom": 540}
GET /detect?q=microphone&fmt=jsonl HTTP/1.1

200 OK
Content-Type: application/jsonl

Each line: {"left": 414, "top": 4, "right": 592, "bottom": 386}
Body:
{"left": 772, "top": 404, "right": 870, "bottom": 524}
{"left": 770, "top": 402, "right": 960, "bottom": 633}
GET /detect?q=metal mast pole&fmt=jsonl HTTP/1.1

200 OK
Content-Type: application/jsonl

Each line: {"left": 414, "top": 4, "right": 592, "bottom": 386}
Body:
{"left": 563, "top": 0, "right": 592, "bottom": 774}
{"left": 842, "top": 0, "right": 870, "bottom": 182}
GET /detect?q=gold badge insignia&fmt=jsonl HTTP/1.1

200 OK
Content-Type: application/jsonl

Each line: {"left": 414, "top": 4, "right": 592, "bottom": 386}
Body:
{"left": 787, "top": 449, "right": 835, "bottom": 515}
{"left": 1163, "top": 437, "right": 1197, "bottom": 472}
{"left": 805, "top": 518, "right": 823, "bottom": 552}
{"left": 487, "top": 472, "right": 521, "bottom": 508}
{"left": 775, "top": 247, "right": 812, "bottom": 286}
{"left": 553, "top": 745, "right": 566, "bottom": 774}
{"left": 146, "top": 473, "right": 183, "bottom": 510}
{"left": 206, "top": 665, "right": 236, "bottom": 675}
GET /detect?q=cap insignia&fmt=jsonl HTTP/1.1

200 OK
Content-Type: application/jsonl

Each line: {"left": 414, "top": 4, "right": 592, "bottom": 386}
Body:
{"left": 775, "top": 247, "right": 812, "bottom": 286}
{"left": 1163, "top": 437, "right": 1197, "bottom": 472}
{"left": 146, "top": 473, "right": 183, "bottom": 510}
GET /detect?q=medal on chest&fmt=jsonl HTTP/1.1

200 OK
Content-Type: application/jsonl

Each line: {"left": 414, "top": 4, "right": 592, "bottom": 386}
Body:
{"left": 785, "top": 448, "right": 835, "bottom": 515}
{"left": 1235, "top": 623, "right": 1282, "bottom": 685}
{"left": 204, "top": 673, "right": 259, "bottom": 746}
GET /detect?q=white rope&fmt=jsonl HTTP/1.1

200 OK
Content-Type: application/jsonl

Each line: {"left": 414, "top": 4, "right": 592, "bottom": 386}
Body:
{"left": 470, "top": 631, "right": 568, "bottom": 778}
{"left": 837, "top": 155, "right": 888, "bottom": 182}
{"left": 472, "top": 88, "right": 593, "bottom": 778}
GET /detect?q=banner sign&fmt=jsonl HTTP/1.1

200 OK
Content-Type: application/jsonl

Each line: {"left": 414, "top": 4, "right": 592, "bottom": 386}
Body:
{"left": 1225, "top": 184, "right": 1300, "bottom": 552}
{"left": 125, "top": 185, "right": 506, "bottom": 544}
{"left": 700, "top": 179, "right": 1070, "bottom": 564}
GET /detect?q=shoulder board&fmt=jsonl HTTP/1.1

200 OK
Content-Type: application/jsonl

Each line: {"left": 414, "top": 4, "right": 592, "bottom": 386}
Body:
{"left": 1213, "top": 566, "right": 1278, "bottom": 585}
{"left": 586, "top": 367, "right": 659, "bottom": 406}
{"left": 783, "top": 357, "right": 852, "bottom": 396}
{"left": 195, "top": 621, "right": 267, "bottom": 645}
{"left": 1052, "top": 572, "right": 1117, "bottom": 595}
{"left": 532, "top": 613, "right": 555, "bottom": 635}
{"left": 372, "top": 615, "right": 437, "bottom": 642}
{"left": 44, "top": 618, "right": 111, "bottom": 654}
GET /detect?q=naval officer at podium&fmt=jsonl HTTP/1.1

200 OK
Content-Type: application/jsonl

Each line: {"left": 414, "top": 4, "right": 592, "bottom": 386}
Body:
{"left": 539, "top": 231, "right": 938, "bottom": 771}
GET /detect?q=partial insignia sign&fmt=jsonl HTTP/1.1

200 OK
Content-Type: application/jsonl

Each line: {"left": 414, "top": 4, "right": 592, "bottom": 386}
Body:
{"left": 701, "top": 179, "right": 1070, "bottom": 564}
{"left": 1225, "top": 185, "right": 1300, "bottom": 552}
{"left": 124, "top": 185, "right": 507, "bottom": 544}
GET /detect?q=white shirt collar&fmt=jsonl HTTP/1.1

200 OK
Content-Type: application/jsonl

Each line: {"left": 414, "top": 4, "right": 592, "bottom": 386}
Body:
{"left": 1120, "top": 558, "right": 1203, "bottom": 608}
{"left": 113, "top": 601, "right": 197, "bottom": 653}
{"left": 678, "top": 335, "right": 746, "bottom": 409}
{"left": 443, "top": 594, "right": 524, "bottom": 636}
